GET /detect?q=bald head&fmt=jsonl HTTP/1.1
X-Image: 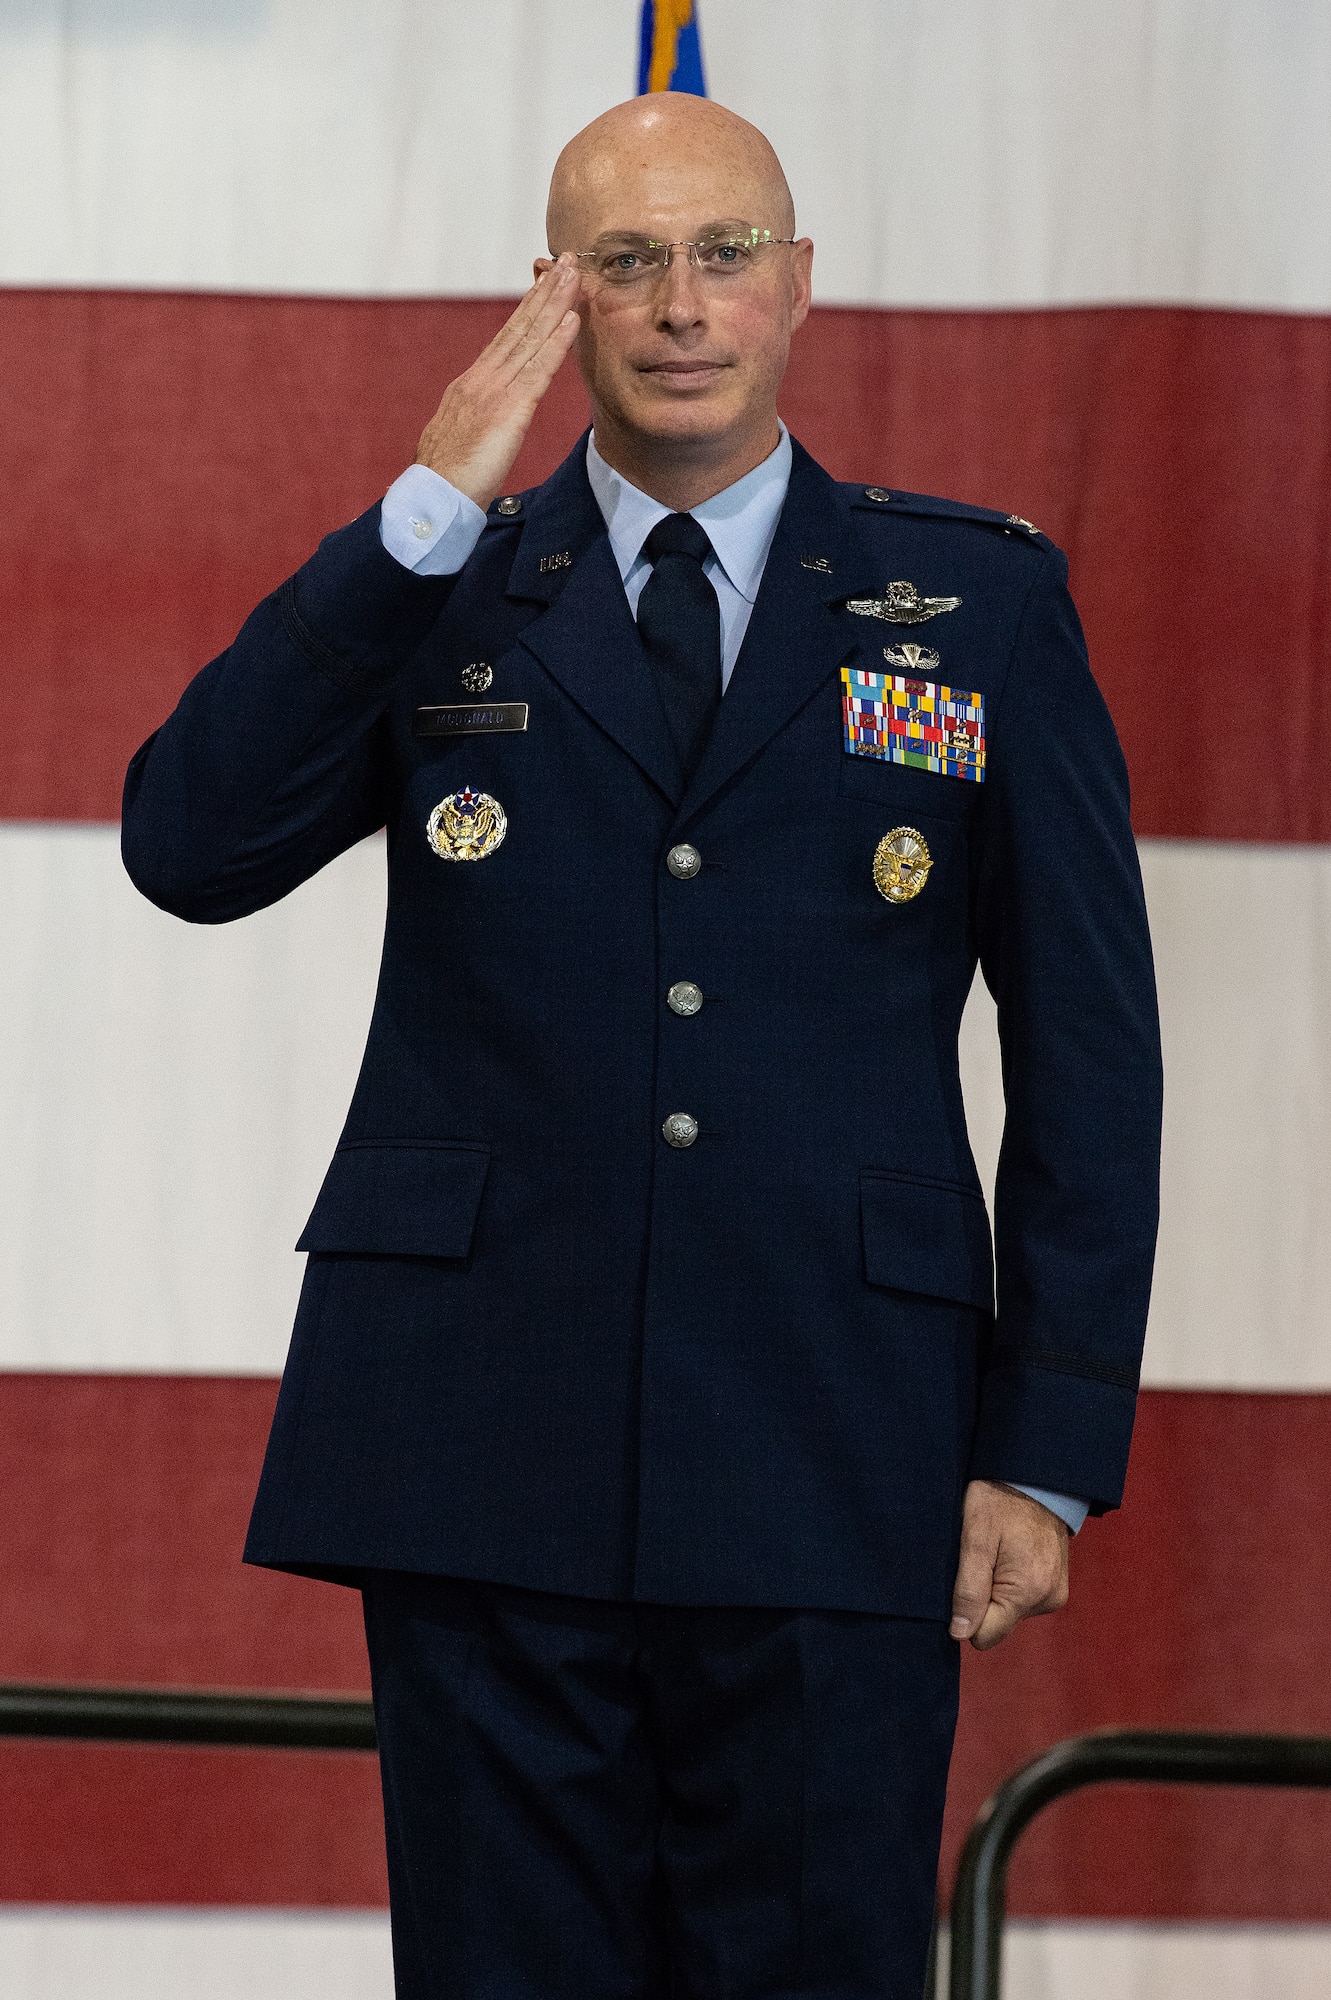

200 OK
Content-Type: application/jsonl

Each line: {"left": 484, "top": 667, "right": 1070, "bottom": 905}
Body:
{"left": 546, "top": 95, "right": 795, "bottom": 253}
{"left": 537, "top": 95, "right": 811, "bottom": 509}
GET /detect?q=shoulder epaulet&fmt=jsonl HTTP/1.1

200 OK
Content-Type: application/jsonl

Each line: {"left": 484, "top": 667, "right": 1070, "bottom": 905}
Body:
{"left": 844, "top": 482, "right": 1059, "bottom": 552}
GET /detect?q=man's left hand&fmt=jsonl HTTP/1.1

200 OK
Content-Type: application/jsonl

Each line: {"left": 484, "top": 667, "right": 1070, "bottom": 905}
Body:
{"left": 949, "top": 1479, "right": 1069, "bottom": 1650}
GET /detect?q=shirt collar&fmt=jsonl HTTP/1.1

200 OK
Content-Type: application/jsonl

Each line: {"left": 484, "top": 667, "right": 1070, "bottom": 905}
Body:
{"left": 585, "top": 423, "right": 792, "bottom": 606}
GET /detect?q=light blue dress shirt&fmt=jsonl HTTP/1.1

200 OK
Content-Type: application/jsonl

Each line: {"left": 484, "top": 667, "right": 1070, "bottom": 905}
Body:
{"left": 379, "top": 443, "right": 1089, "bottom": 1538}
{"left": 381, "top": 426, "right": 792, "bottom": 691}
{"left": 583, "top": 426, "right": 790, "bottom": 691}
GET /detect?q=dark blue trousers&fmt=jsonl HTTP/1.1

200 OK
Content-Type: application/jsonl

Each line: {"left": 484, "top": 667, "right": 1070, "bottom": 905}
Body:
{"left": 361, "top": 1572, "right": 959, "bottom": 2000}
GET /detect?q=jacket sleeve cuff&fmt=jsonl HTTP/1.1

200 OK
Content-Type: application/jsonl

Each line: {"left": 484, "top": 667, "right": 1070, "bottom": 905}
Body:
{"left": 281, "top": 502, "right": 455, "bottom": 692}
{"left": 967, "top": 1357, "right": 1138, "bottom": 1512}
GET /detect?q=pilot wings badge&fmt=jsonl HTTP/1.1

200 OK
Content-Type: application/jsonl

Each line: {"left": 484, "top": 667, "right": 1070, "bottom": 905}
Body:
{"left": 843, "top": 581, "right": 962, "bottom": 625}
{"left": 427, "top": 787, "right": 507, "bottom": 861}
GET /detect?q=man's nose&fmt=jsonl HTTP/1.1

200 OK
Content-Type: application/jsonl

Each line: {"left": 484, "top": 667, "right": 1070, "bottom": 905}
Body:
{"left": 655, "top": 247, "right": 707, "bottom": 327}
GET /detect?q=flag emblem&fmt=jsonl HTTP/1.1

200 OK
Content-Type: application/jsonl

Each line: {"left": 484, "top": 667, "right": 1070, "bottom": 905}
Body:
{"left": 841, "top": 665, "right": 986, "bottom": 783}
{"left": 638, "top": 2, "right": 707, "bottom": 96}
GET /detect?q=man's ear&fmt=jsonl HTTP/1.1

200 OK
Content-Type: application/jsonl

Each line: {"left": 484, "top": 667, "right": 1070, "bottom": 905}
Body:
{"left": 789, "top": 239, "right": 814, "bottom": 333}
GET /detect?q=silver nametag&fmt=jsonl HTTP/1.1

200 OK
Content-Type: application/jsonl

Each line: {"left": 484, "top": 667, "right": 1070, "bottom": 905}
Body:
{"left": 413, "top": 703, "right": 529, "bottom": 737}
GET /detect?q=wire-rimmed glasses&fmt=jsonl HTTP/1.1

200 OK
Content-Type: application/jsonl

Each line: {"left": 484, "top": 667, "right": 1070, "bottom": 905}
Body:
{"left": 573, "top": 224, "right": 797, "bottom": 291}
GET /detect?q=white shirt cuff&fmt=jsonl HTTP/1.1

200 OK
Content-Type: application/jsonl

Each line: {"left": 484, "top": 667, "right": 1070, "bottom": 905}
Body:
{"left": 380, "top": 463, "right": 488, "bottom": 576}
{"left": 1007, "top": 1486, "right": 1090, "bottom": 1535}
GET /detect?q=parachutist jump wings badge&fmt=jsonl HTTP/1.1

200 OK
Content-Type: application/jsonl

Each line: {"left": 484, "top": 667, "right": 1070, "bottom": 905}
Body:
{"left": 844, "top": 581, "right": 962, "bottom": 625}
{"left": 882, "top": 643, "right": 940, "bottom": 673}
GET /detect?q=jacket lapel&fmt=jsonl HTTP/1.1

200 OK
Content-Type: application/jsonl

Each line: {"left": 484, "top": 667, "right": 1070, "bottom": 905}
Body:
{"left": 510, "top": 441, "right": 684, "bottom": 805}
{"left": 676, "top": 442, "right": 875, "bottom": 827}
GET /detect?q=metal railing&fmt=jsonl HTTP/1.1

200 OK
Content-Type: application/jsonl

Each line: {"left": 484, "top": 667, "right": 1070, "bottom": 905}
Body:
{"left": 945, "top": 1728, "right": 1331, "bottom": 2000}
{"left": 5, "top": 1693, "right": 1330, "bottom": 2000}
{"left": 0, "top": 1680, "right": 375, "bottom": 1751}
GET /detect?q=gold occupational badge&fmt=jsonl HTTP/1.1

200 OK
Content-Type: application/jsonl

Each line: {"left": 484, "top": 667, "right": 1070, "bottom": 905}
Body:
{"left": 845, "top": 582, "right": 962, "bottom": 625}
{"left": 427, "top": 787, "right": 507, "bottom": 862}
{"left": 873, "top": 826, "right": 932, "bottom": 905}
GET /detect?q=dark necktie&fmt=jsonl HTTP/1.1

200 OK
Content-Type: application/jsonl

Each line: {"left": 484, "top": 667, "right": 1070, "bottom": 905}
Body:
{"left": 636, "top": 512, "right": 722, "bottom": 780}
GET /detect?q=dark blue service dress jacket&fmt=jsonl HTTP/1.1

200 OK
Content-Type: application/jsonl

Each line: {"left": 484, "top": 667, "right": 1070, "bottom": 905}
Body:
{"left": 122, "top": 436, "right": 1162, "bottom": 1619}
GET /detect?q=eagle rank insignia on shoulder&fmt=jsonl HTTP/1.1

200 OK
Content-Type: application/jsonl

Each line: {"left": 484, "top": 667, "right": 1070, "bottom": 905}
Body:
{"left": 844, "top": 581, "right": 961, "bottom": 625}
{"left": 873, "top": 828, "right": 932, "bottom": 904}
{"left": 841, "top": 661, "right": 986, "bottom": 784}
{"left": 427, "top": 787, "right": 507, "bottom": 861}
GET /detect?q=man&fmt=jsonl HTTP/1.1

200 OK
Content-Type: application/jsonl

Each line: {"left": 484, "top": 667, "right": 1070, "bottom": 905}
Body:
{"left": 123, "top": 93, "right": 1161, "bottom": 2000}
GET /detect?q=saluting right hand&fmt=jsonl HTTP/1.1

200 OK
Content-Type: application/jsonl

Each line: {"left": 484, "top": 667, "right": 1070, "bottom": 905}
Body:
{"left": 414, "top": 253, "right": 583, "bottom": 511}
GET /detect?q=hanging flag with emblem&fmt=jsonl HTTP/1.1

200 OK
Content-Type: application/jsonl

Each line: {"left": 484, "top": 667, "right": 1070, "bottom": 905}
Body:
{"left": 637, "top": 1, "right": 707, "bottom": 96}
{"left": 841, "top": 665, "right": 987, "bottom": 783}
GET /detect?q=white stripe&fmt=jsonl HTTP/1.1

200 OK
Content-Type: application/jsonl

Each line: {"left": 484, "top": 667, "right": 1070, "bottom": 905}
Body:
{"left": 3, "top": 826, "right": 1329, "bottom": 1384}
{"left": 0, "top": 824, "right": 382, "bottom": 1375}
{"left": 939, "top": 1921, "right": 1331, "bottom": 1999}
{"left": 0, "top": 1909, "right": 391, "bottom": 2000}
{"left": 0, "top": 2, "right": 1327, "bottom": 308}
{"left": 961, "top": 839, "right": 1331, "bottom": 1389}
{"left": 3, "top": 1914, "right": 1328, "bottom": 2000}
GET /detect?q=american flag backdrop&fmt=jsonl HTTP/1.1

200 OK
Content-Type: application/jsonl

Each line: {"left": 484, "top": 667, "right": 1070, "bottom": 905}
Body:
{"left": 1, "top": 4, "right": 1330, "bottom": 1994}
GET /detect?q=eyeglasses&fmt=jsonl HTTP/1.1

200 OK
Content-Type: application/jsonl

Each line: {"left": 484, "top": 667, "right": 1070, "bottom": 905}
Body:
{"left": 573, "top": 225, "right": 796, "bottom": 290}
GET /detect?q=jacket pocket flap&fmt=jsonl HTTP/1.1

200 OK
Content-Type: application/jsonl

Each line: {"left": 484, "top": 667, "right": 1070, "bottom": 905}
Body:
{"left": 860, "top": 1169, "right": 994, "bottom": 1310}
{"left": 297, "top": 1141, "right": 490, "bottom": 1258}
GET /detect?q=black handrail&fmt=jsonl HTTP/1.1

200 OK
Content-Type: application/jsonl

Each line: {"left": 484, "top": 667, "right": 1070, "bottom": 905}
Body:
{"left": 6, "top": 1695, "right": 1328, "bottom": 1998}
{"left": 0, "top": 1681, "right": 376, "bottom": 1751}
{"left": 947, "top": 1728, "right": 1331, "bottom": 2000}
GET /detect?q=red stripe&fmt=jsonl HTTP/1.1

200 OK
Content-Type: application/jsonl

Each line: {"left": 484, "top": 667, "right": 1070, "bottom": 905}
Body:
{"left": 942, "top": 1388, "right": 1331, "bottom": 1920}
{"left": 0, "top": 1376, "right": 1328, "bottom": 1914}
{"left": 3, "top": 1742, "right": 385, "bottom": 1906}
{"left": 0, "top": 1375, "right": 383, "bottom": 1904}
{"left": 2, "top": 291, "right": 1328, "bottom": 838}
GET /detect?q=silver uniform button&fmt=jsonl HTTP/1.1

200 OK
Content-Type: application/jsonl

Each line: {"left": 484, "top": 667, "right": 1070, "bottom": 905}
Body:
{"left": 667, "top": 981, "right": 704, "bottom": 1017}
{"left": 662, "top": 1112, "right": 699, "bottom": 1148}
{"left": 496, "top": 495, "right": 522, "bottom": 516}
{"left": 666, "top": 843, "right": 702, "bottom": 879}
{"left": 410, "top": 516, "right": 433, "bottom": 539}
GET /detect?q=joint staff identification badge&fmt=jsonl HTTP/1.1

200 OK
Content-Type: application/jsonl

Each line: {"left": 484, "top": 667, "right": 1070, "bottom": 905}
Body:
{"left": 873, "top": 827, "right": 932, "bottom": 904}
{"left": 427, "top": 788, "right": 507, "bottom": 861}
{"left": 841, "top": 659, "right": 986, "bottom": 784}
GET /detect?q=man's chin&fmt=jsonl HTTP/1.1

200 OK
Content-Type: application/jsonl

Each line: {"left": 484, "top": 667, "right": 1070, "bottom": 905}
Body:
{"left": 617, "top": 389, "right": 744, "bottom": 450}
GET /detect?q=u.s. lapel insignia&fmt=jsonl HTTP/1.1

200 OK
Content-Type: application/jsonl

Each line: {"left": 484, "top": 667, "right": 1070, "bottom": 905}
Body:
{"left": 427, "top": 787, "right": 507, "bottom": 861}
{"left": 844, "top": 581, "right": 962, "bottom": 625}
{"left": 841, "top": 665, "right": 986, "bottom": 783}
{"left": 873, "top": 827, "right": 932, "bottom": 904}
